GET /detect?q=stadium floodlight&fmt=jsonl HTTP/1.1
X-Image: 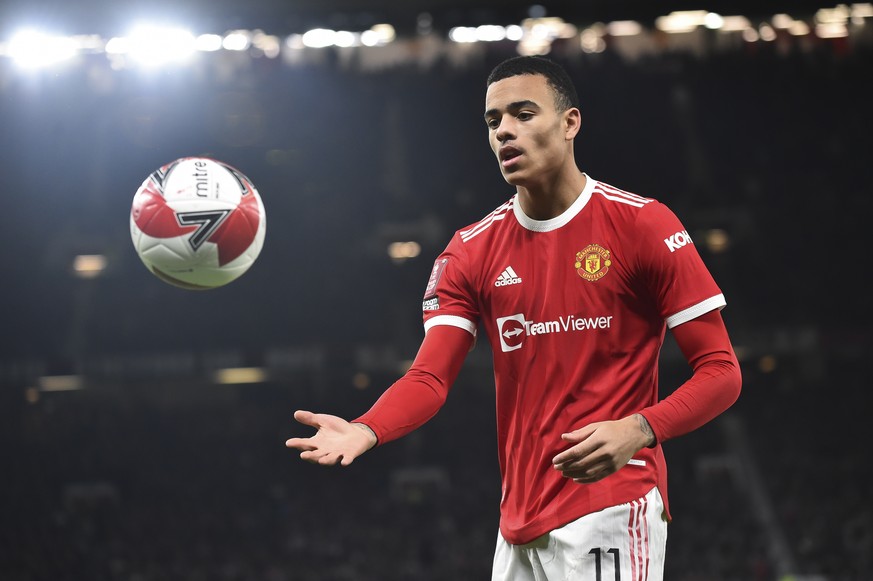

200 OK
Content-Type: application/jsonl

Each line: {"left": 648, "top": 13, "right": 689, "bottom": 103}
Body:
{"left": 703, "top": 13, "right": 725, "bottom": 30}
{"left": 506, "top": 25, "right": 524, "bottom": 41}
{"left": 302, "top": 28, "right": 337, "bottom": 48}
{"left": 213, "top": 367, "right": 268, "bottom": 384}
{"left": 125, "top": 24, "right": 196, "bottom": 66}
{"left": 195, "top": 34, "right": 223, "bottom": 52}
{"left": 448, "top": 27, "right": 477, "bottom": 43}
{"left": 72, "top": 254, "right": 107, "bottom": 279}
{"left": 251, "top": 31, "right": 281, "bottom": 56}
{"left": 655, "top": 11, "right": 709, "bottom": 33}
{"left": 720, "top": 16, "right": 753, "bottom": 32}
{"left": 607, "top": 21, "right": 644, "bottom": 37}
{"left": 361, "top": 24, "right": 396, "bottom": 47}
{"left": 8, "top": 29, "right": 77, "bottom": 69}
{"left": 222, "top": 31, "right": 250, "bottom": 51}
{"left": 387, "top": 241, "right": 421, "bottom": 261}
{"left": 333, "top": 31, "right": 358, "bottom": 48}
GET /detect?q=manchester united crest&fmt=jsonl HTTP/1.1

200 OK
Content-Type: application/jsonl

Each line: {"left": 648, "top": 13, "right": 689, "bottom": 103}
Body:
{"left": 575, "top": 244, "right": 612, "bottom": 282}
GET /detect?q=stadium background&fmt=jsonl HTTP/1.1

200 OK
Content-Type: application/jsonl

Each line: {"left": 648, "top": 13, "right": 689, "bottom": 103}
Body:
{"left": 1, "top": 1, "right": 870, "bottom": 579}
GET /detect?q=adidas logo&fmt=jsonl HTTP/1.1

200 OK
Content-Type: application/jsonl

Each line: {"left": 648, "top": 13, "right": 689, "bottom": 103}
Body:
{"left": 494, "top": 266, "right": 522, "bottom": 287}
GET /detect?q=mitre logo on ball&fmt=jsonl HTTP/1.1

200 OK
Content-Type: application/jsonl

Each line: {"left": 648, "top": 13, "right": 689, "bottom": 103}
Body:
{"left": 130, "top": 157, "right": 267, "bottom": 290}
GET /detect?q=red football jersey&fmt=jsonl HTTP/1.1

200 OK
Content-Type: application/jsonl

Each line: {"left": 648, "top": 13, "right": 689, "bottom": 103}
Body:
{"left": 422, "top": 176, "right": 726, "bottom": 544}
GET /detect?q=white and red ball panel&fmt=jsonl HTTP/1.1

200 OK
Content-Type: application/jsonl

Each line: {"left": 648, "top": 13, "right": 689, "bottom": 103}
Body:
{"left": 130, "top": 157, "right": 266, "bottom": 289}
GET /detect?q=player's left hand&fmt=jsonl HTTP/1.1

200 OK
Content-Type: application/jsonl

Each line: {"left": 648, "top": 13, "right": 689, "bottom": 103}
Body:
{"left": 552, "top": 414, "right": 654, "bottom": 483}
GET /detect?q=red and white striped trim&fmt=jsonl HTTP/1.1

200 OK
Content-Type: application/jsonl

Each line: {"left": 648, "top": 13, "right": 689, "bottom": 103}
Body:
{"left": 594, "top": 182, "right": 654, "bottom": 208}
{"left": 628, "top": 495, "right": 651, "bottom": 581}
{"left": 423, "top": 314, "right": 477, "bottom": 336}
{"left": 459, "top": 199, "right": 514, "bottom": 243}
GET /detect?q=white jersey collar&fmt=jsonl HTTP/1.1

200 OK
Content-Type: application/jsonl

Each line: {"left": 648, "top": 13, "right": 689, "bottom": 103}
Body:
{"left": 512, "top": 174, "right": 595, "bottom": 232}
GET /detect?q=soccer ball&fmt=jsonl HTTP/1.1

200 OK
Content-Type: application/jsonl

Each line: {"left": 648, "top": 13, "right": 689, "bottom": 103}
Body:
{"left": 130, "top": 157, "right": 266, "bottom": 290}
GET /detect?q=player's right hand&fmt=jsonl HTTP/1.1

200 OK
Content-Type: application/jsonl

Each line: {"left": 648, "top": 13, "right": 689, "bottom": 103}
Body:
{"left": 285, "top": 410, "right": 377, "bottom": 466}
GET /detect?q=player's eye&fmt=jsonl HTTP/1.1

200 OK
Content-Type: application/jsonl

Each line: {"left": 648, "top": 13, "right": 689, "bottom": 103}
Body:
{"left": 486, "top": 118, "right": 500, "bottom": 130}
{"left": 517, "top": 111, "right": 534, "bottom": 121}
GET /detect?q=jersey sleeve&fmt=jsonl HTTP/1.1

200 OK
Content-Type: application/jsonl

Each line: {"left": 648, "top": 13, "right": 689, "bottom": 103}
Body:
{"left": 634, "top": 201, "right": 725, "bottom": 328}
{"left": 639, "top": 309, "right": 742, "bottom": 443}
{"left": 421, "top": 232, "right": 480, "bottom": 336}
{"left": 352, "top": 325, "right": 474, "bottom": 445}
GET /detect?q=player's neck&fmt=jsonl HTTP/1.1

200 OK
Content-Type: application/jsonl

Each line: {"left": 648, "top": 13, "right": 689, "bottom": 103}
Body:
{"left": 516, "top": 171, "right": 587, "bottom": 221}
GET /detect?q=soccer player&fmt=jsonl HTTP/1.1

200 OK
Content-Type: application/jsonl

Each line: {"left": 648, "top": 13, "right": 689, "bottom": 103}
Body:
{"left": 286, "top": 55, "right": 742, "bottom": 580}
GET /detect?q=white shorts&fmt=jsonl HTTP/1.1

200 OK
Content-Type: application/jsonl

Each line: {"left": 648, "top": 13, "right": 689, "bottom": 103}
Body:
{"left": 492, "top": 486, "right": 668, "bottom": 581}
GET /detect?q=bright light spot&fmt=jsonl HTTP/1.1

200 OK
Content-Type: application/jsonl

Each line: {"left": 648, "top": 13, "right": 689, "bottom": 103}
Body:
{"left": 302, "top": 29, "right": 336, "bottom": 48}
{"left": 214, "top": 367, "right": 267, "bottom": 384}
{"left": 196, "top": 34, "right": 223, "bottom": 52}
{"left": 506, "top": 25, "right": 524, "bottom": 41}
{"left": 517, "top": 40, "right": 552, "bottom": 56}
{"left": 449, "top": 27, "right": 477, "bottom": 43}
{"left": 73, "top": 254, "right": 107, "bottom": 279}
{"left": 580, "top": 28, "right": 606, "bottom": 53}
{"left": 334, "top": 31, "right": 358, "bottom": 48}
{"left": 25, "top": 387, "right": 40, "bottom": 404}
{"left": 477, "top": 25, "right": 507, "bottom": 42}
{"left": 816, "top": 5, "right": 850, "bottom": 24}
{"left": 788, "top": 21, "right": 811, "bottom": 36}
{"left": 388, "top": 241, "right": 421, "bottom": 261}
{"left": 127, "top": 25, "right": 196, "bottom": 66}
{"left": 77, "top": 35, "right": 104, "bottom": 52}
{"left": 8, "top": 29, "right": 78, "bottom": 68}
{"left": 352, "top": 372, "right": 371, "bottom": 390}
{"left": 370, "top": 24, "right": 396, "bottom": 43}
{"left": 252, "top": 31, "right": 282, "bottom": 56}
{"left": 655, "top": 11, "right": 708, "bottom": 33}
{"left": 704, "top": 13, "right": 725, "bottom": 30}
{"left": 704, "top": 229, "right": 730, "bottom": 254}
{"left": 105, "top": 36, "right": 129, "bottom": 54}
{"left": 742, "top": 27, "right": 760, "bottom": 42}
{"left": 37, "top": 375, "right": 84, "bottom": 392}
{"left": 361, "top": 30, "right": 380, "bottom": 46}
{"left": 523, "top": 16, "right": 576, "bottom": 39}
{"left": 816, "top": 22, "right": 849, "bottom": 38}
{"left": 450, "top": 26, "right": 509, "bottom": 43}
{"left": 286, "top": 34, "right": 305, "bottom": 49}
{"left": 530, "top": 23, "right": 550, "bottom": 40}
{"left": 853, "top": 3, "right": 873, "bottom": 18}
{"left": 772, "top": 14, "right": 795, "bottom": 29}
{"left": 359, "top": 25, "right": 396, "bottom": 47}
{"left": 759, "top": 23, "right": 777, "bottom": 41}
{"left": 223, "top": 31, "right": 250, "bottom": 51}
{"left": 720, "top": 16, "right": 753, "bottom": 32}
{"left": 517, "top": 16, "right": 574, "bottom": 55}
{"left": 758, "top": 355, "right": 778, "bottom": 373}
{"left": 607, "top": 20, "right": 643, "bottom": 36}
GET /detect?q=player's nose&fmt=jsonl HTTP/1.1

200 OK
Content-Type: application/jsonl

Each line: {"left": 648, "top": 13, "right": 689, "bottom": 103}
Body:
{"left": 495, "top": 119, "right": 515, "bottom": 142}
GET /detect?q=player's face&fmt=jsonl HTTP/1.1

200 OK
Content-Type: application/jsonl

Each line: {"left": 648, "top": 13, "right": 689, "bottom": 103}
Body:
{"left": 484, "top": 74, "right": 577, "bottom": 189}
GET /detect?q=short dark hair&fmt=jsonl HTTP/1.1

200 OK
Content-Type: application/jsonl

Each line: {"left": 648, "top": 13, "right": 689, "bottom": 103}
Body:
{"left": 486, "top": 56, "right": 579, "bottom": 112}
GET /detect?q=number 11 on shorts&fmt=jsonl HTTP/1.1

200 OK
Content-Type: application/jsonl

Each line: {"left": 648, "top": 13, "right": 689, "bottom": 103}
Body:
{"left": 589, "top": 548, "right": 620, "bottom": 581}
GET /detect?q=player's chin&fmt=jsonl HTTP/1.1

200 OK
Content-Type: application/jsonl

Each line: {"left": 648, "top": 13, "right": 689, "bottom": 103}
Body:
{"left": 501, "top": 168, "right": 532, "bottom": 188}
{"left": 501, "top": 172, "right": 524, "bottom": 187}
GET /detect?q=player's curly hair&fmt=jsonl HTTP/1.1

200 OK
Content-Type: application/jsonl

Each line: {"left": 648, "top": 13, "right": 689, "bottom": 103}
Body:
{"left": 486, "top": 55, "right": 579, "bottom": 112}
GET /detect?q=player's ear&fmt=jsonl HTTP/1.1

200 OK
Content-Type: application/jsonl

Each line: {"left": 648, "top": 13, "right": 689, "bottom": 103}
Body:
{"left": 564, "top": 107, "right": 581, "bottom": 140}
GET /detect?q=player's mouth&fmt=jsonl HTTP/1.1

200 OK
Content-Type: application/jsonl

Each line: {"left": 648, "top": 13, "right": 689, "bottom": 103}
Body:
{"left": 499, "top": 146, "right": 522, "bottom": 169}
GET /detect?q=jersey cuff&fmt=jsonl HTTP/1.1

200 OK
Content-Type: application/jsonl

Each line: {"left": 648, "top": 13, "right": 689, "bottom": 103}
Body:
{"left": 423, "top": 314, "right": 477, "bottom": 336}
{"left": 665, "top": 294, "right": 726, "bottom": 329}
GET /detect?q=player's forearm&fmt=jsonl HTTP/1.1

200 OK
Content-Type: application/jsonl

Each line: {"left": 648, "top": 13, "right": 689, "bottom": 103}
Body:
{"left": 354, "top": 369, "right": 450, "bottom": 444}
{"left": 353, "top": 325, "right": 472, "bottom": 445}
{"left": 640, "top": 354, "right": 741, "bottom": 443}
